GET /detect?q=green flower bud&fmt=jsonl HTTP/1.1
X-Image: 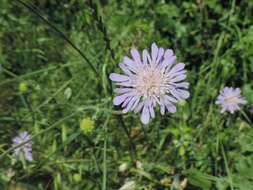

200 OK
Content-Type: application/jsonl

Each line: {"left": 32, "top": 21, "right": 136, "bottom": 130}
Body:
{"left": 80, "top": 117, "right": 95, "bottom": 134}
{"left": 19, "top": 82, "right": 28, "bottom": 93}
{"left": 73, "top": 173, "right": 82, "bottom": 183}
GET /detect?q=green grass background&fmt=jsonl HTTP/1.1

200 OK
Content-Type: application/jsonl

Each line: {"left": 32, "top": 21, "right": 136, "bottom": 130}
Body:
{"left": 1, "top": 0, "right": 253, "bottom": 189}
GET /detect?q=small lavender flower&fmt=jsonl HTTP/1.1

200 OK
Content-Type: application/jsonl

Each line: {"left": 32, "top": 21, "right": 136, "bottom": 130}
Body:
{"left": 110, "top": 43, "right": 190, "bottom": 124}
{"left": 12, "top": 131, "right": 33, "bottom": 161}
{"left": 216, "top": 87, "right": 247, "bottom": 114}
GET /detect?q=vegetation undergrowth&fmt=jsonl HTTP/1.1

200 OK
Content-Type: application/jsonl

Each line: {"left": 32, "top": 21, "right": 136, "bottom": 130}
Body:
{"left": 1, "top": 0, "right": 253, "bottom": 189}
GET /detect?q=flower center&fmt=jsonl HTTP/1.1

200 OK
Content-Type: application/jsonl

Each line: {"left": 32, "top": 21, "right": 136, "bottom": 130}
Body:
{"left": 224, "top": 96, "right": 238, "bottom": 105}
{"left": 134, "top": 66, "right": 166, "bottom": 98}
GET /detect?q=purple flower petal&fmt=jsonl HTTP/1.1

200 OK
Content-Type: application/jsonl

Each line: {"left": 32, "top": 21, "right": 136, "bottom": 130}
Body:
{"left": 169, "top": 88, "right": 181, "bottom": 100}
{"left": 166, "top": 104, "right": 177, "bottom": 113}
{"left": 164, "top": 49, "right": 174, "bottom": 58}
{"left": 141, "top": 106, "right": 150, "bottom": 124}
{"left": 131, "top": 48, "right": 142, "bottom": 65}
{"left": 142, "top": 49, "right": 151, "bottom": 65}
{"left": 130, "top": 96, "right": 141, "bottom": 111}
{"left": 114, "top": 88, "right": 132, "bottom": 94}
{"left": 170, "top": 74, "right": 187, "bottom": 82}
{"left": 163, "top": 56, "right": 176, "bottom": 71}
{"left": 110, "top": 73, "right": 129, "bottom": 82}
{"left": 163, "top": 95, "right": 178, "bottom": 103}
{"left": 123, "top": 56, "right": 138, "bottom": 72}
{"left": 156, "top": 48, "right": 164, "bottom": 64}
{"left": 119, "top": 63, "right": 132, "bottom": 75}
{"left": 122, "top": 96, "right": 133, "bottom": 107}
{"left": 123, "top": 96, "right": 139, "bottom": 113}
{"left": 134, "top": 101, "right": 144, "bottom": 113}
{"left": 151, "top": 43, "right": 158, "bottom": 64}
{"left": 149, "top": 106, "right": 155, "bottom": 118}
{"left": 174, "top": 82, "right": 189, "bottom": 89}
{"left": 177, "top": 89, "right": 190, "bottom": 99}
{"left": 170, "top": 63, "right": 185, "bottom": 73}
{"left": 113, "top": 94, "right": 129, "bottom": 105}
{"left": 25, "top": 151, "right": 33, "bottom": 161}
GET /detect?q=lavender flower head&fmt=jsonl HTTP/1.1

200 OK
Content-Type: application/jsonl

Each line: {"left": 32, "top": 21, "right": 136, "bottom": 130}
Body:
{"left": 12, "top": 131, "right": 33, "bottom": 161}
{"left": 109, "top": 43, "right": 190, "bottom": 124}
{"left": 215, "top": 87, "right": 247, "bottom": 114}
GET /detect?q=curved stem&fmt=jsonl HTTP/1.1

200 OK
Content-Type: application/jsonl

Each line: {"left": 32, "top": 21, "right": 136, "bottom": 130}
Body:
{"left": 14, "top": 0, "right": 98, "bottom": 76}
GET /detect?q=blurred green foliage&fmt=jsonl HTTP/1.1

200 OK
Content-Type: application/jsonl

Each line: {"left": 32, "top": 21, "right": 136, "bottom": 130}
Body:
{"left": 0, "top": 0, "right": 253, "bottom": 189}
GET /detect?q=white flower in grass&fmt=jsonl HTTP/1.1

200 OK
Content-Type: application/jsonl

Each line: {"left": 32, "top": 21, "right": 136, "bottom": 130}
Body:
{"left": 119, "top": 180, "right": 136, "bottom": 190}
{"left": 216, "top": 87, "right": 247, "bottom": 114}
{"left": 119, "top": 162, "right": 129, "bottom": 173}
{"left": 110, "top": 43, "right": 190, "bottom": 124}
{"left": 12, "top": 131, "right": 33, "bottom": 162}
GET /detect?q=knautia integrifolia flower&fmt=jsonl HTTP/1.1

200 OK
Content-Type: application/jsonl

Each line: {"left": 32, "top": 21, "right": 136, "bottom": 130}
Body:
{"left": 215, "top": 87, "right": 247, "bottom": 114}
{"left": 109, "top": 43, "right": 190, "bottom": 124}
{"left": 12, "top": 131, "right": 33, "bottom": 161}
